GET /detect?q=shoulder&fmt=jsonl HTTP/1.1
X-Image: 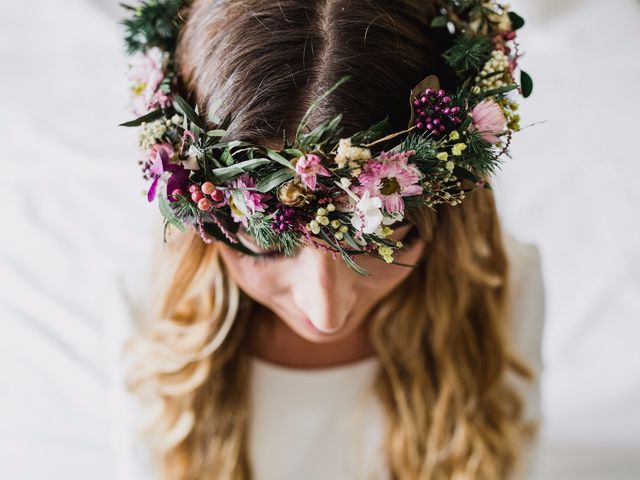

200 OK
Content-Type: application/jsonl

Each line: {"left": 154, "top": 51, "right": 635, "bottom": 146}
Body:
{"left": 501, "top": 231, "right": 546, "bottom": 480}
{"left": 502, "top": 231, "right": 546, "bottom": 375}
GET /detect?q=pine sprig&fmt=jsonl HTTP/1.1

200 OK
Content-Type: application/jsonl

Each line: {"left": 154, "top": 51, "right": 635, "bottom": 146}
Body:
{"left": 461, "top": 131, "right": 502, "bottom": 176}
{"left": 399, "top": 132, "right": 440, "bottom": 172}
{"left": 121, "top": 0, "right": 189, "bottom": 54}
{"left": 246, "top": 214, "right": 304, "bottom": 256}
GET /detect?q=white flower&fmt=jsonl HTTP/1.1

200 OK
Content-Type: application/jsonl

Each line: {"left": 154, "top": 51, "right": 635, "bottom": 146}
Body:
{"left": 350, "top": 190, "right": 383, "bottom": 234}
{"left": 138, "top": 120, "right": 167, "bottom": 150}
{"left": 335, "top": 138, "right": 372, "bottom": 168}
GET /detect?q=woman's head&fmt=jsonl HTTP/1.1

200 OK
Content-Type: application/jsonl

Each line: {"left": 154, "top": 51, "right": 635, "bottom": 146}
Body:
{"left": 126, "top": 1, "right": 536, "bottom": 478}
{"left": 175, "top": 0, "right": 447, "bottom": 342}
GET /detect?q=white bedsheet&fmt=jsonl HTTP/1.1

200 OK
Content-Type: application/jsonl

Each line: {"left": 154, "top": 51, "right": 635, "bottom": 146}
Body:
{"left": 1, "top": 0, "right": 638, "bottom": 478}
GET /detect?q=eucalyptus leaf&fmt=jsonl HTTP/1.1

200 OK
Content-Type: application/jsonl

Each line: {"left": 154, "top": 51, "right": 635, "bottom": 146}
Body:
{"left": 478, "top": 83, "right": 518, "bottom": 99}
{"left": 430, "top": 16, "right": 448, "bottom": 28}
{"left": 230, "top": 189, "right": 249, "bottom": 216}
{"left": 295, "top": 75, "right": 351, "bottom": 141}
{"left": 266, "top": 149, "right": 295, "bottom": 169}
{"left": 119, "top": 107, "right": 165, "bottom": 127}
{"left": 299, "top": 114, "right": 342, "bottom": 148}
{"left": 173, "top": 95, "right": 204, "bottom": 129}
{"left": 220, "top": 147, "right": 233, "bottom": 166}
{"left": 284, "top": 148, "right": 305, "bottom": 158}
{"left": 256, "top": 168, "right": 295, "bottom": 193}
{"left": 206, "top": 129, "right": 227, "bottom": 137}
{"left": 158, "top": 194, "right": 186, "bottom": 233}
{"left": 210, "top": 158, "right": 271, "bottom": 182}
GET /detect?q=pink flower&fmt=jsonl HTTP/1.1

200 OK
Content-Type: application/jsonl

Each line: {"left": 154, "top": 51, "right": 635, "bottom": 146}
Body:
{"left": 355, "top": 150, "right": 422, "bottom": 215}
{"left": 471, "top": 100, "right": 507, "bottom": 144}
{"left": 128, "top": 47, "right": 171, "bottom": 115}
{"left": 294, "top": 154, "right": 331, "bottom": 190}
{"left": 225, "top": 174, "right": 269, "bottom": 225}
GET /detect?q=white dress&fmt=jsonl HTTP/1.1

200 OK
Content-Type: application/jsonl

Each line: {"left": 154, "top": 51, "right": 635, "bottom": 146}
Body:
{"left": 104, "top": 231, "right": 545, "bottom": 480}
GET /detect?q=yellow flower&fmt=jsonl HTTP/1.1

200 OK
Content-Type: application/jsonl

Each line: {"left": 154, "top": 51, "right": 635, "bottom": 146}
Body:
{"left": 452, "top": 143, "right": 467, "bottom": 156}
{"left": 449, "top": 130, "right": 460, "bottom": 141}
{"left": 436, "top": 151, "right": 449, "bottom": 161}
{"left": 377, "top": 245, "right": 395, "bottom": 263}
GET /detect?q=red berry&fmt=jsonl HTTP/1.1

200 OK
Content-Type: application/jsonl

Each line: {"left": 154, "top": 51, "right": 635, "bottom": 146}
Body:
{"left": 188, "top": 184, "right": 200, "bottom": 194}
{"left": 197, "top": 198, "right": 212, "bottom": 211}
{"left": 171, "top": 188, "right": 184, "bottom": 198}
{"left": 201, "top": 181, "right": 216, "bottom": 195}
{"left": 191, "top": 191, "right": 204, "bottom": 202}
{"left": 210, "top": 189, "right": 224, "bottom": 202}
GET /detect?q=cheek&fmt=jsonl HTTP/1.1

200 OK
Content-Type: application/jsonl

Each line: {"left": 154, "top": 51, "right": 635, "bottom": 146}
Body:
{"left": 351, "top": 239, "right": 425, "bottom": 305}
{"left": 217, "top": 247, "right": 291, "bottom": 307}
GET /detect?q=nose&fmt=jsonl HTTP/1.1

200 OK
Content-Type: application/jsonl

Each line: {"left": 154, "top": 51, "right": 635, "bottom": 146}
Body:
{"left": 290, "top": 247, "right": 355, "bottom": 333}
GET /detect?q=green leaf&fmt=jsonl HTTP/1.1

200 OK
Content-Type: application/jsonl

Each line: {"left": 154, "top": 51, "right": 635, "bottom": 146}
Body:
{"left": 298, "top": 114, "right": 343, "bottom": 148}
{"left": 350, "top": 118, "right": 391, "bottom": 145}
{"left": 296, "top": 76, "right": 351, "bottom": 140}
{"left": 255, "top": 168, "right": 294, "bottom": 193}
{"left": 266, "top": 149, "right": 295, "bottom": 169}
{"left": 172, "top": 95, "right": 204, "bottom": 129}
{"left": 158, "top": 194, "right": 186, "bottom": 233}
{"left": 209, "top": 140, "right": 252, "bottom": 150}
{"left": 508, "top": 11, "right": 525, "bottom": 30}
{"left": 430, "top": 16, "right": 448, "bottom": 28}
{"left": 319, "top": 230, "right": 369, "bottom": 276}
{"left": 520, "top": 70, "right": 534, "bottom": 98}
{"left": 452, "top": 166, "right": 480, "bottom": 185}
{"left": 210, "top": 158, "right": 271, "bottom": 183}
{"left": 220, "top": 147, "right": 233, "bottom": 166}
{"left": 284, "top": 148, "right": 305, "bottom": 158}
{"left": 119, "top": 108, "right": 165, "bottom": 127}
{"left": 230, "top": 189, "right": 249, "bottom": 216}
{"left": 477, "top": 83, "right": 518, "bottom": 99}
{"left": 206, "top": 129, "right": 227, "bottom": 137}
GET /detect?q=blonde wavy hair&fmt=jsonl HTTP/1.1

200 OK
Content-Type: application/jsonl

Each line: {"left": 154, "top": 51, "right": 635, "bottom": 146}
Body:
{"left": 125, "top": 0, "right": 536, "bottom": 478}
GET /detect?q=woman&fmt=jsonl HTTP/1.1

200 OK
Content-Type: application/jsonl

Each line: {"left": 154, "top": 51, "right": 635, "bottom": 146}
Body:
{"left": 110, "top": 0, "right": 545, "bottom": 479}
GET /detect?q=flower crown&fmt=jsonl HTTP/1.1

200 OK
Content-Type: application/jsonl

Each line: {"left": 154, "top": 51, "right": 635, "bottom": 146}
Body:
{"left": 121, "top": 0, "right": 533, "bottom": 275}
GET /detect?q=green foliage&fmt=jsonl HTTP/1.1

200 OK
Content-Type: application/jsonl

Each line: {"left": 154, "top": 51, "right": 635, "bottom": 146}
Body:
{"left": 350, "top": 118, "right": 391, "bottom": 145}
{"left": 121, "top": 0, "right": 189, "bottom": 54}
{"left": 295, "top": 76, "right": 351, "bottom": 144}
{"left": 399, "top": 133, "right": 439, "bottom": 171}
{"left": 443, "top": 35, "right": 492, "bottom": 74}
{"left": 508, "top": 11, "right": 525, "bottom": 30}
{"left": 520, "top": 70, "right": 534, "bottom": 98}
{"left": 462, "top": 131, "right": 502, "bottom": 176}
{"left": 296, "top": 114, "right": 343, "bottom": 151}
{"left": 119, "top": 107, "right": 165, "bottom": 127}
{"left": 246, "top": 214, "right": 304, "bottom": 256}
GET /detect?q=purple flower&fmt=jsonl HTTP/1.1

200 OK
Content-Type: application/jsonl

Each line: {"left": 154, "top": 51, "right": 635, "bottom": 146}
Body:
{"left": 146, "top": 143, "right": 188, "bottom": 202}
{"left": 294, "top": 154, "right": 331, "bottom": 190}
{"left": 355, "top": 150, "right": 422, "bottom": 215}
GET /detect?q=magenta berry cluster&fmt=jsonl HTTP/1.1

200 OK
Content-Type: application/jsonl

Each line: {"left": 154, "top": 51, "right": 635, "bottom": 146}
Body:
{"left": 271, "top": 207, "right": 298, "bottom": 233}
{"left": 413, "top": 88, "right": 462, "bottom": 135}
